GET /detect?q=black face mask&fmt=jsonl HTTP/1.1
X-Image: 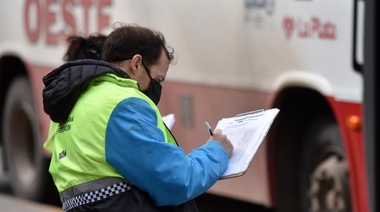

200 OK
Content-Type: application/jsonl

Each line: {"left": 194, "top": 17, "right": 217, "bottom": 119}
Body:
{"left": 142, "top": 78, "right": 162, "bottom": 105}
{"left": 141, "top": 61, "right": 162, "bottom": 105}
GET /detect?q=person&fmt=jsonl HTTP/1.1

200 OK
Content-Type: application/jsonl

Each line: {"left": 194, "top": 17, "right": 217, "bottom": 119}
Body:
{"left": 63, "top": 34, "right": 107, "bottom": 61}
{"left": 42, "top": 23, "right": 234, "bottom": 211}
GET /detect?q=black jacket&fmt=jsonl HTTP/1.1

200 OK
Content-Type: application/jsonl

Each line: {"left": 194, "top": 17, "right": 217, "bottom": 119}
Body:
{"left": 43, "top": 59, "right": 128, "bottom": 123}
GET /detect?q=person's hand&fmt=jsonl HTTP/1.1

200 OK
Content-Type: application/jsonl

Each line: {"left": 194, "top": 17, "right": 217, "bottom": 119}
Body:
{"left": 208, "top": 129, "right": 234, "bottom": 157}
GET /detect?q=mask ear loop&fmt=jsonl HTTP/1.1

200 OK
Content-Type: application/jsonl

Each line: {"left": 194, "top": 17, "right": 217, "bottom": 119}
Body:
{"left": 141, "top": 61, "right": 153, "bottom": 80}
{"left": 140, "top": 60, "right": 153, "bottom": 93}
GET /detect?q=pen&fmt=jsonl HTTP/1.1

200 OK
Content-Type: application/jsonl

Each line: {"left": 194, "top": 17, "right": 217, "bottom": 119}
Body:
{"left": 205, "top": 122, "right": 213, "bottom": 136}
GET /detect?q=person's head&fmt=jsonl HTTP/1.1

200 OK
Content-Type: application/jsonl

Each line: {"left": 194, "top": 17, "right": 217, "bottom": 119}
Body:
{"left": 63, "top": 34, "right": 107, "bottom": 62}
{"left": 102, "top": 23, "right": 174, "bottom": 104}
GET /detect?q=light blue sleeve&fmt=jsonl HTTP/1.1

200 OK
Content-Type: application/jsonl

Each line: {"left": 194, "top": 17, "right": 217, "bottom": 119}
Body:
{"left": 105, "top": 97, "right": 229, "bottom": 206}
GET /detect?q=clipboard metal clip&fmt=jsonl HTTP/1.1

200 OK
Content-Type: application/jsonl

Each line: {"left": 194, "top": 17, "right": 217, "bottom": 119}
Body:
{"left": 235, "top": 109, "right": 264, "bottom": 122}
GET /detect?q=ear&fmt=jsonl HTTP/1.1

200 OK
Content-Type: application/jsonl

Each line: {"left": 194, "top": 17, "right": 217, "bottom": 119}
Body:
{"left": 130, "top": 54, "right": 143, "bottom": 74}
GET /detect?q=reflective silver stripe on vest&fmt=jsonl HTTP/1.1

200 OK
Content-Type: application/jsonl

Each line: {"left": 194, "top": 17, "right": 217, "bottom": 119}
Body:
{"left": 60, "top": 177, "right": 131, "bottom": 211}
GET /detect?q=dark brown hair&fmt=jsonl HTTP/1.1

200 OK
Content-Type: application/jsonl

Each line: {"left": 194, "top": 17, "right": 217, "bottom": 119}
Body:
{"left": 63, "top": 34, "right": 107, "bottom": 62}
{"left": 102, "top": 23, "right": 174, "bottom": 67}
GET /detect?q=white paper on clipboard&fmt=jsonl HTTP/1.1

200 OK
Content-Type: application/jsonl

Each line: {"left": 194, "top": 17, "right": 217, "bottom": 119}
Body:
{"left": 216, "top": 108, "right": 280, "bottom": 179}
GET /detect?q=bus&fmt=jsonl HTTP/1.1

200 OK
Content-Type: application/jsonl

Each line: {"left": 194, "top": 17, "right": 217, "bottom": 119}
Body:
{"left": 0, "top": 0, "right": 368, "bottom": 211}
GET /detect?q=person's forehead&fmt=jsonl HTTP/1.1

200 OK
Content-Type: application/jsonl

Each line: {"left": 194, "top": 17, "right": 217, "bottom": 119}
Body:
{"left": 155, "top": 50, "right": 170, "bottom": 70}
{"left": 150, "top": 54, "right": 169, "bottom": 80}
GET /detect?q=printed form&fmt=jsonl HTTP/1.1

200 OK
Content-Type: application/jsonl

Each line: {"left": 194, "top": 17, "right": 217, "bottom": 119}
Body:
{"left": 215, "top": 108, "right": 280, "bottom": 179}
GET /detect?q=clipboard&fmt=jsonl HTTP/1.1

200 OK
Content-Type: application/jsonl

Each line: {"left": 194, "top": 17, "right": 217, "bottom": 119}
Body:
{"left": 215, "top": 108, "right": 280, "bottom": 179}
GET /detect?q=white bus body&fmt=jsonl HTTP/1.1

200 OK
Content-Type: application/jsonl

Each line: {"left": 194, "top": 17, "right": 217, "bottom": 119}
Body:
{"left": 0, "top": 1, "right": 368, "bottom": 211}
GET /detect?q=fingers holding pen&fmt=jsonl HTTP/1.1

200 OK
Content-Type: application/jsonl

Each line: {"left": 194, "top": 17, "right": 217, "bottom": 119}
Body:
{"left": 209, "top": 129, "right": 234, "bottom": 158}
{"left": 209, "top": 129, "right": 225, "bottom": 140}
